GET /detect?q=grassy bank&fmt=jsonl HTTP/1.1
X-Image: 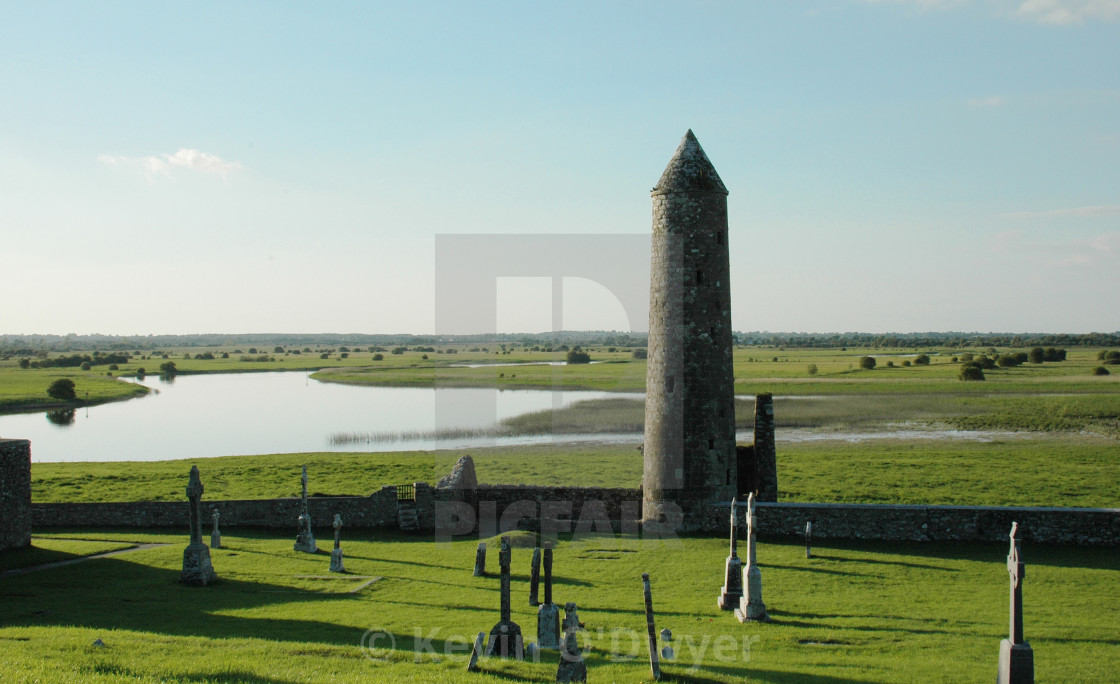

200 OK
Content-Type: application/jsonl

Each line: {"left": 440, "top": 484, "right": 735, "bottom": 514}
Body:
{"left": 31, "top": 433, "right": 1120, "bottom": 508}
{"left": 0, "top": 530, "right": 1115, "bottom": 682}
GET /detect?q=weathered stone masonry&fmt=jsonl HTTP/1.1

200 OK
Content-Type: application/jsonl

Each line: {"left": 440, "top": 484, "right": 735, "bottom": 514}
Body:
{"left": 31, "top": 486, "right": 1120, "bottom": 546}
{"left": 0, "top": 439, "right": 32, "bottom": 551}
{"left": 644, "top": 130, "right": 738, "bottom": 531}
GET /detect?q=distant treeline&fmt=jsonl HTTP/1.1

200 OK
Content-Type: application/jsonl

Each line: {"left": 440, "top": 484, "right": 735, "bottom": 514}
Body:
{"left": 731, "top": 332, "right": 1120, "bottom": 349}
{"left": 2, "top": 330, "right": 1118, "bottom": 353}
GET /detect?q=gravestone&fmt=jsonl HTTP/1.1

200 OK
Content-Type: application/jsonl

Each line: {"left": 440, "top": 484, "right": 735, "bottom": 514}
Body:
{"left": 473, "top": 542, "right": 486, "bottom": 577}
{"left": 736, "top": 493, "right": 771, "bottom": 623}
{"left": 556, "top": 602, "right": 587, "bottom": 683}
{"left": 528, "top": 546, "right": 541, "bottom": 606}
{"left": 718, "top": 497, "right": 743, "bottom": 610}
{"left": 293, "top": 465, "right": 318, "bottom": 553}
{"left": 998, "top": 522, "right": 1034, "bottom": 684}
{"left": 329, "top": 514, "right": 345, "bottom": 573}
{"left": 536, "top": 542, "right": 560, "bottom": 649}
{"left": 485, "top": 535, "right": 523, "bottom": 659}
{"left": 210, "top": 508, "right": 222, "bottom": 549}
{"left": 805, "top": 520, "right": 813, "bottom": 559}
{"left": 179, "top": 466, "right": 218, "bottom": 586}
{"left": 642, "top": 572, "right": 661, "bottom": 680}
{"left": 466, "top": 631, "right": 485, "bottom": 672}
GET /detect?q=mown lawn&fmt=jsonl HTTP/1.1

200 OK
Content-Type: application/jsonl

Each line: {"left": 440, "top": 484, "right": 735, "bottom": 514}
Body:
{"left": 0, "top": 530, "right": 1115, "bottom": 682}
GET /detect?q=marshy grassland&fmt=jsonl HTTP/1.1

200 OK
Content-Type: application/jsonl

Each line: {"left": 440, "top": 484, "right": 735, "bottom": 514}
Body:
{"left": 0, "top": 530, "right": 1116, "bottom": 683}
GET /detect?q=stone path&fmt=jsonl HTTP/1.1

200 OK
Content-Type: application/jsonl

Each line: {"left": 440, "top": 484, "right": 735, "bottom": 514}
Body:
{"left": 0, "top": 543, "right": 171, "bottom": 580}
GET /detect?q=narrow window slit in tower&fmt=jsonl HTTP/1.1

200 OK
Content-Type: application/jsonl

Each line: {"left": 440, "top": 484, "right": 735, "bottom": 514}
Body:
{"left": 696, "top": 270, "right": 703, "bottom": 284}
{"left": 708, "top": 438, "right": 714, "bottom": 449}
{"left": 710, "top": 326, "right": 715, "bottom": 338}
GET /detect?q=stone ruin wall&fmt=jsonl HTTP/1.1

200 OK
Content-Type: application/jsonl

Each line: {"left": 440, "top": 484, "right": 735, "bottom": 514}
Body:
{"left": 0, "top": 439, "right": 32, "bottom": 551}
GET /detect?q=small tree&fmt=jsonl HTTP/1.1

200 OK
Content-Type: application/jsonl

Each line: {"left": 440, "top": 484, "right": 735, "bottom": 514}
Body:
{"left": 913, "top": 354, "right": 931, "bottom": 366}
{"left": 1092, "top": 366, "right": 1110, "bottom": 376}
{"left": 1105, "top": 351, "right": 1120, "bottom": 365}
{"left": 959, "top": 364, "right": 985, "bottom": 381}
{"left": 566, "top": 350, "right": 591, "bottom": 364}
{"left": 632, "top": 349, "right": 648, "bottom": 360}
{"left": 859, "top": 356, "right": 876, "bottom": 370}
{"left": 807, "top": 363, "right": 818, "bottom": 376}
{"left": 18, "top": 358, "right": 30, "bottom": 369}
{"left": 47, "top": 378, "right": 77, "bottom": 401}
{"left": 1029, "top": 347, "right": 1045, "bottom": 364}
{"left": 80, "top": 362, "right": 91, "bottom": 371}
{"left": 159, "top": 361, "right": 177, "bottom": 374}
{"left": 372, "top": 353, "right": 384, "bottom": 361}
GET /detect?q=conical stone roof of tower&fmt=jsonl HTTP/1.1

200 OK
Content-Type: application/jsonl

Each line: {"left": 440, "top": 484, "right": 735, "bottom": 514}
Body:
{"left": 652, "top": 129, "right": 728, "bottom": 196}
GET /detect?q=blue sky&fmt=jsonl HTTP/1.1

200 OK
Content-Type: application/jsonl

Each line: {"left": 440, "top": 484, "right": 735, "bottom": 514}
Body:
{"left": 2, "top": 1, "right": 1117, "bottom": 335}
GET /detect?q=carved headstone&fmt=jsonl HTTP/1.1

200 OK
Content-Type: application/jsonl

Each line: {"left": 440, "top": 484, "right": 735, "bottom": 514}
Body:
{"left": 293, "top": 465, "right": 318, "bottom": 553}
{"left": 736, "top": 493, "right": 771, "bottom": 623}
{"left": 537, "top": 542, "right": 560, "bottom": 649}
{"left": 485, "top": 535, "right": 523, "bottom": 659}
{"left": 718, "top": 497, "right": 743, "bottom": 610}
{"left": 529, "top": 546, "right": 541, "bottom": 606}
{"left": 474, "top": 542, "right": 487, "bottom": 577}
{"left": 998, "top": 522, "right": 1034, "bottom": 684}
{"left": 179, "top": 466, "right": 217, "bottom": 586}
{"left": 556, "top": 602, "right": 587, "bottom": 683}
{"left": 642, "top": 572, "right": 661, "bottom": 680}
{"left": 329, "top": 514, "right": 345, "bottom": 573}
{"left": 805, "top": 520, "right": 813, "bottom": 559}
{"left": 210, "top": 508, "right": 221, "bottom": 549}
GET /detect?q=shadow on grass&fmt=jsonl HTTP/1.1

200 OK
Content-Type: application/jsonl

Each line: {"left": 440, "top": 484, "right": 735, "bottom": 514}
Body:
{"left": 4, "top": 555, "right": 364, "bottom": 647}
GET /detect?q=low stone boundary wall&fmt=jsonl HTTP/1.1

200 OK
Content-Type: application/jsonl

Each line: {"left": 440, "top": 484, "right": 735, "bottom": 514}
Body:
{"left": 738, "top": 502, "right": 1120, "bottom": 546}
{"left": 31, "top": 488, "right": 1120, "bottom": 546}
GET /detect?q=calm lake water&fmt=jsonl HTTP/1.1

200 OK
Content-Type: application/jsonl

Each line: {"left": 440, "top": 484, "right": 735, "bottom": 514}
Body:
{"left": 0, "top": 372, "right": 639, "bottom": 463}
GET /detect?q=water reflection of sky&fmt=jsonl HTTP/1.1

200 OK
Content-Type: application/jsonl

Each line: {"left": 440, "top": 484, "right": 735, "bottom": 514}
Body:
{"left": 0, "top": 371, "right": 639, "bottom": 463}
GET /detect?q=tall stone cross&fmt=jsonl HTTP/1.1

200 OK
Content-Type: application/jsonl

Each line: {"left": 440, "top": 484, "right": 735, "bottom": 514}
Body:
{"left": 300, "top": 464, "right": 310, "bottom": 513}
{"left": 718, "top": 497, "right": 743, "bottom": 610}
{"left": 180, "top": 466, "right": 217, "bottom": 586}
{"left": 998, "top": 521, "right": 1034, "bottom": 684}
{"left": 736, "top": 492, "right": 771, "bottom": 623}
{"left": 333, "top": 514, "right": 343, "bottom": 551}
{"left": 486, "top": 535, "right": 523, "bottom": 658}
{"left": 1007, "top": 522, "right": 1024, "bottom": 644}
{"left": 538, "top": 542, "right": 560, "bottom": 649}
{"left": 187, "top": 466, "right": 204, "bottom": 546}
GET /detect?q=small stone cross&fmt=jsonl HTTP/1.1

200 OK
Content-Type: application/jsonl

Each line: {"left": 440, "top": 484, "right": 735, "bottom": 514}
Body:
{"left": 333, "top": 514, "right": 343, "bottom": 550}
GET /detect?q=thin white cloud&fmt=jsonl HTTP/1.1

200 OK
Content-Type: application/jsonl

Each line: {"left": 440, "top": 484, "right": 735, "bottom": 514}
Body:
{"left": 856, "top": 0, "right": 1120, "bottom": 24}
{"left": 1000, "top": 205, "right": 1120, "bottom": 218}
{"left": 99, "top": 148, "right": 242, "bottom": 181}
{"left": 989, "top": 229, "right": 1120, "bottom": 267}
{"left": 967, "top": 96, "right": 1005, "bottom": 107}
{"left": 1013, "top": 0, "right": 1120, "bottom": 24}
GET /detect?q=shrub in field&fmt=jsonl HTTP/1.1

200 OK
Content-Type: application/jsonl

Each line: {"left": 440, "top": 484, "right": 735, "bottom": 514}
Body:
{"left": 320, "top": 353, "right": 329, "bottom": 360}
{"left": 632, "top": 349, "right": 647, "bottom": 359}
{"left": 859, "top": 356, "right": 876, "bottom": 370}
{"left": 566, "top": 350, "right": 591, "bottom": 364}
{"left": 1105, "top": 351, "right": 1120, "bottom": 365}
{"left": 1029, "top": 347, "right": 1045, "bottom": 364}
{"left": 807, "top": 363, "right": 818, "bottom": 375}
{"left": 914, "top": 354, "right": 931, "bottom": 365}
{"left": 80, "top": 362, "right": 91, "bottom": 371}
{"left": 47, "top": 378, "right": 77, "bottom": 401}
{"left": 997, "top": 353, "right": 1024, "bottom": 368}
{"left": 974, "top": 355, "right": 997, "bottom": 370}
{"left": 108, "top": 364, "right": 119, "bottom": 371}
{"left": 959, "top": 363, "right": 985, "bottom": 381}
{"left": 392, "top": 347, "right": 407, "bottom": 355}
{"left": 19, "top": 358, "right": 30, "bottom": 369}
{"left": 959, "top": 352, "right": 974, "bottom": 363}
{"left": 886, "top": 360, "right": 895, "bottom": 367}
{"left": 1098, "top": 350, "right": 1108, "bottom": 360}
{"left": 372, "top": 353, "right": 384, "bottom": 361}
{"left": 1093, "top": 366, "right": 1110, "bottom": 376}
{"left": 159, "top": 361, "right": 177, "bottom": 374}
{"left": 902, "top": 360, "right": 911, "bottom": 367}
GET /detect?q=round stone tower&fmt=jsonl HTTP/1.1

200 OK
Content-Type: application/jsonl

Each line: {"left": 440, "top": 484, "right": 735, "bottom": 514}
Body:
{"left": 643, "top": 130, "right": 737, "bottom": 532}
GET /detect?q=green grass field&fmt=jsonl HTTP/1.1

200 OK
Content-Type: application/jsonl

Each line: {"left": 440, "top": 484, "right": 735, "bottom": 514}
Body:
{"left": 0, "top": 530, "right": 1115, "bottom": 682}
{"left": 30, "top": 433, "right": 1120, "bottom": 508}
